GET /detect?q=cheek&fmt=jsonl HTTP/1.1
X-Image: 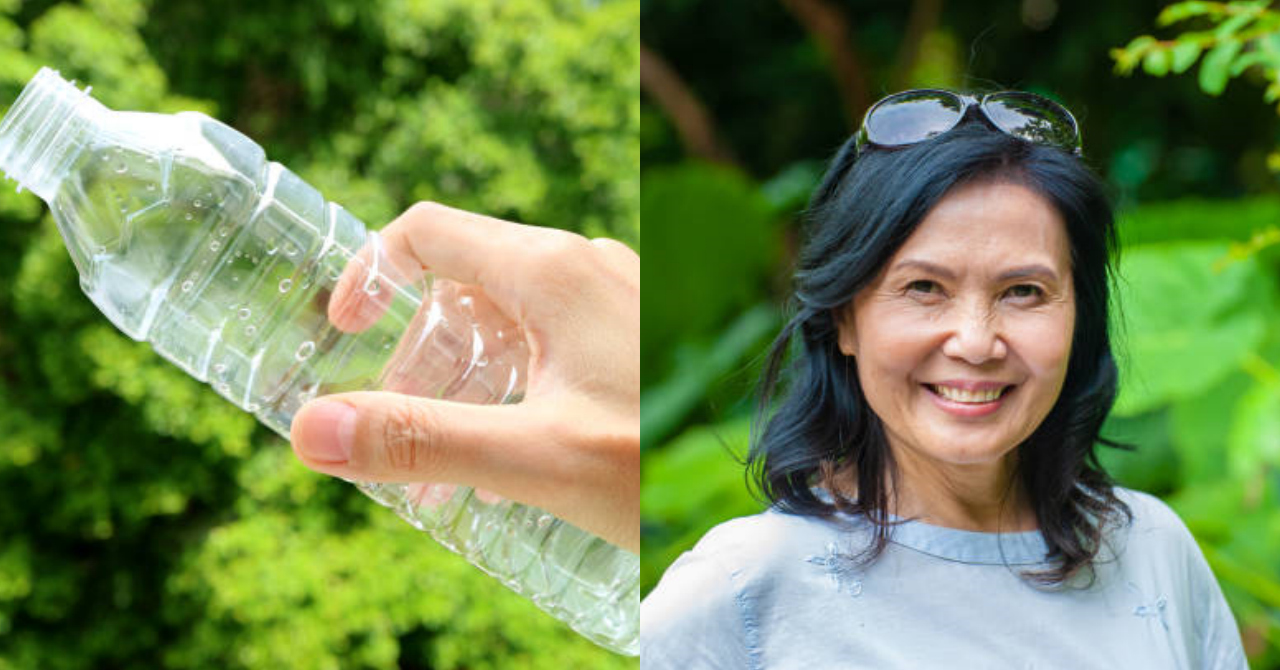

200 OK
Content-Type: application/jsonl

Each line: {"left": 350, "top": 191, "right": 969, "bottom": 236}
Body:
{"left": 1009, "top": 311, "right": 1074, "bottom": 384}
{"left": 852, "top": 315, "right": 935, "bottom": 398}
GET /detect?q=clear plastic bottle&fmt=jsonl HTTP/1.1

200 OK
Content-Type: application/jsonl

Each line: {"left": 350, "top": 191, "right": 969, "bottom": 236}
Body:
{"left": 0, "top": 67, "right": 638, "bottom": 655}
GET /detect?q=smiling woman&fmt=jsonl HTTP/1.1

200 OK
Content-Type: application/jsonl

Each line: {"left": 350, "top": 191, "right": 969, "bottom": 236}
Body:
{"left": 639, "top": 92, "right": 1248, "bottom": 669}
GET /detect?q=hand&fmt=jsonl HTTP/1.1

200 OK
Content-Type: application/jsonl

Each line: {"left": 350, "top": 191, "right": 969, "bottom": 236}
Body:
{"left": 289, "top": 202, "right": 640, "bottom": 553}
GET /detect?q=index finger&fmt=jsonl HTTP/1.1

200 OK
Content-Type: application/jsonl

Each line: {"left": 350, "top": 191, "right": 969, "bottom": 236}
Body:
{"left": 326, "top": 202, "right": 530, "bottom": 332}
{"left": 380, "top": 201, "right": 537, "bottom": 290}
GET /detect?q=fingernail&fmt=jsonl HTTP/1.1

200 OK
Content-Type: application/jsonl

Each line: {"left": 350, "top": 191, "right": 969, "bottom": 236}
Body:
{"left": 299, "top": 400, "right": 356, "bottom": 463}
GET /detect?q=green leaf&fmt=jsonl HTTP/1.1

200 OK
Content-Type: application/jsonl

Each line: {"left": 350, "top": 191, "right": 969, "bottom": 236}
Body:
{"left": 1171, "top": 40, "right": 1204, "bottom": 73}
{"left": 1113, "top": 35, "right": 1158, "bottom": 75}
{"left": 1199, "top": 39, "right": 1243, "bottom": 95}
{"left": 640, "top": 304, "right": 778, "bottom": 450}
{"left": 1170, "top": 369, "right": 1253, "bottom": 485}
{"left": 1227, "top": 377, "right": 1280, "bottom": 479}
{"left": 1158, "top": 1, "right": 1223, "bottom": 26}
{"left": 1143, "top": 48, "right": 1173, "bottom": 76}
{"left": 1230, "top": 50, "right": 1275, "bottom": 76}
{"left": 1112, "top": 241, "right": 1273, "bottom": 416}
{"left": 641, "top": 163, "right": 779, "bottom": 382}
{"left": 1215, "top": 12, "right": 1258, "bottom": 40}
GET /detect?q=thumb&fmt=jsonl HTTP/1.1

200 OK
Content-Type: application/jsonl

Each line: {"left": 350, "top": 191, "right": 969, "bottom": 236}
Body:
{"left": 289, "top": 391, "right": 549, "bottom": 498}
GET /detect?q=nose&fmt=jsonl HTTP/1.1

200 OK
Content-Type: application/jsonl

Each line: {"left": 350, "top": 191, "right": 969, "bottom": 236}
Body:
{"left": 940, "top": 302, "right": 1007, "bottom": 364}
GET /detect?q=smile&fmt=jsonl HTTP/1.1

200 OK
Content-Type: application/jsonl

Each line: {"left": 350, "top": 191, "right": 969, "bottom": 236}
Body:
{"left": 923, "top": 383, "right": 1016, "bottom": 418}
{"left": 926, "top": 384, "right": 1012, "bottom": 404}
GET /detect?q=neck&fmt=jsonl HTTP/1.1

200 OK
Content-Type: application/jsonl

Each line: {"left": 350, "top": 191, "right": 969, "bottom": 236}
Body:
{"left": 885, "top": 444, "right": 1037, "bottom": 533}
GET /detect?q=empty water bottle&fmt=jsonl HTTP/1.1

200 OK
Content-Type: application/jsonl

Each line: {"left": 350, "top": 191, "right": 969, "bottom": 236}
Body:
{"left": 0, "top": 67, "right": 638, "bottom": 654}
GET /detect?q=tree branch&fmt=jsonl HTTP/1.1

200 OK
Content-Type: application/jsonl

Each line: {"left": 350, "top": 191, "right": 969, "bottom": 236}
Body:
{"left": 780, "top": 0, "right": 869, "bottom": 127}
{"left": 891, "top": 0, "right": 945, "bottom": 90}
{"left": 640, "top": 42, "right": 738, "bottom": 166}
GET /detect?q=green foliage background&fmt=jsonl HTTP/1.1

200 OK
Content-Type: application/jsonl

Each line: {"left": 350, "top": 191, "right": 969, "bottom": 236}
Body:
{"left": 0, "top": 0, "right": 637, "bottom": 668}
{"left": 642, "top": 1, "right": 1280, "bottom": 666}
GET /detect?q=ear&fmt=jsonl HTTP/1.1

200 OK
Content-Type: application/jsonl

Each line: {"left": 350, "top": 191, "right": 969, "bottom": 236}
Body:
{"left": 834, "top": 305, "right": 858, "bottom": 357}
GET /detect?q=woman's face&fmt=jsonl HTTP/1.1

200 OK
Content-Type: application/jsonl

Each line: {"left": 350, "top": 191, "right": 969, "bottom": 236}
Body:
{"left": 837, "top": 180, "right": 1075, "bottom": 473}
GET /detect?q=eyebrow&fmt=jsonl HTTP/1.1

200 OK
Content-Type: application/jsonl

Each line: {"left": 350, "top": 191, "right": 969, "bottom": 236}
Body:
{"left": 891, "top": 259, "right": 1060, "bottom": 283}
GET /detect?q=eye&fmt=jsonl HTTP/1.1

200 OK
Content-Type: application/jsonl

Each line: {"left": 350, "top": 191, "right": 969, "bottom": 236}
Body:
{"left": 906, "top": 279, "right": 939, "bottom": 295}
{"left": 1005, "top": 284, "right": 1044, "bottom": 300}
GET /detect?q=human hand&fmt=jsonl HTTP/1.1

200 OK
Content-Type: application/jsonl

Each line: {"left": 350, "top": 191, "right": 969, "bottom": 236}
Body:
{"left": 288, "top": 202, "right": 640, "bottom": 552}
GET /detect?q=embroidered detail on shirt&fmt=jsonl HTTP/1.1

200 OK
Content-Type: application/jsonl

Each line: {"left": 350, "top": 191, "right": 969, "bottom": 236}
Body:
{"left": 1127, "top": 581, "right": 1169, "bottom": 631}
{"left": 806, "top": 542, "right": 863, "bottom": 596}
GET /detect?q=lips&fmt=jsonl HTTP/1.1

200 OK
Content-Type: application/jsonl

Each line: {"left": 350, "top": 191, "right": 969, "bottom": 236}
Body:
{"left": 922, "top": 382, "right": 1017, "bottom": 418}
{"left": 926, "top": 383, "right": 1013, "bottom": 404}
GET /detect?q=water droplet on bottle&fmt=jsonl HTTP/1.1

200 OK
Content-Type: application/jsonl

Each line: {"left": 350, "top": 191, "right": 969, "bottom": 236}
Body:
{"left": 120, "top": 206, "right": 128, "bottom": 214}
{"left": 246, "top": 402, "right": 260, "bottom": 412}
{"left": 218, "top": 227, "right": 229, "bottom": 237}
{"left": 278, "top": 278, "right": 293, "bottom": 292}
{"left": 209, "top": 241, "right": 221, "bottom": 251}
{"left": 100, "top": 154, "right": 109, "bottom": 162}
{"left": 328, "top": 269, "right": 341, "bottom": 281}
{"left": 294, "top": 341, "right": 315, "bottom": 361}
{"left": 193, "top": 199, "right": 203, "bottom": 208}
{"left": 237, "top": 307, "right": 251, "bottom": 320}
{"left": 285, "top": 244, "right": 298, "bottom": 257}
{"left": 213, "top": 363, "right": 227, "bottom": 375}
{"left": 115, "top": 164, "right": 127, "bottom": 174}
{"left": 181, "top": 280, "right": 193, "bottom": 292}
{"left": 364, "top": 277, "right": 381, "bottom": 295}
{"left": 146, "top": 183, "right": 156, "bottom": 191}
{"left": 245, "top": 325, "right": 257, "bottom": 336}
{"left": 184, "top": 213, "right": 193, "bottom": 221}
{"left": 536, "top": 514, "right": 554, "bottom": 529}
{"left": 300, "top": 278, "right": 312, "bottom": 290}
{"left": 266, "top": 243, "right": 278, "bottom": 256}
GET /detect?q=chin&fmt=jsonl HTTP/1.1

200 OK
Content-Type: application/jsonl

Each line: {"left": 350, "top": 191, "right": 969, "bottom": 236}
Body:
{"left": 922, "top": 435, "right": 1018, "bottom": 466}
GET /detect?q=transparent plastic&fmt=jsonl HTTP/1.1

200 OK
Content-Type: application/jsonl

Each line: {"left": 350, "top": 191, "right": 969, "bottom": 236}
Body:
{"left": 0, "top": 68, "right": 637, "bottom": 655}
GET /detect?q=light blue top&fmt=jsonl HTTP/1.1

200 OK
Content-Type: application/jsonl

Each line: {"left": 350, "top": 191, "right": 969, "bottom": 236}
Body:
{"left": 641, "top": 488, "right": 1246, "bottom": 669}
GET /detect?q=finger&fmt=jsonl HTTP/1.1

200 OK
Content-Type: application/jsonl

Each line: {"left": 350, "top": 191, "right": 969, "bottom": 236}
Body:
{"left": 290, "top": 392, "right": 569, "bottom": 507}
{"left": 380, "top": 201, "right": 535, "bottom": 288}
{"left": 590, "top": 237, "right": 639, "bottom": 276}
{"left": 288, "top": 392, "right": 638, "bottom": 550}
{"left": 327, "top": 231, "right": 414, "bottom": 333}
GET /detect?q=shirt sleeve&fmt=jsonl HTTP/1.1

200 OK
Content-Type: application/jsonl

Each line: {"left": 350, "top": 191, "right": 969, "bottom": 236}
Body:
{"left": 641, "top": 550, "right": 755, "bottom": 670}
{"left": 1183, "top": 534, "right": 1248, "bottom": 670}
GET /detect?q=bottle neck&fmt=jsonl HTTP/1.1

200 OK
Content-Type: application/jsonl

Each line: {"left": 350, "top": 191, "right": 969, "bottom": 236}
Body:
{"left": 0, "top": 68, "right": 104, "bottom": 202}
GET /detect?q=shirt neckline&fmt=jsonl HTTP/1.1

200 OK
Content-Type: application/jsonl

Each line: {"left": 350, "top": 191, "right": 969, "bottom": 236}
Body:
{"left": 812, "top": 488, "right": 1052, "bottom": 565}
{"left": 883, "top": 516, "right": 1050, "bottom": 566}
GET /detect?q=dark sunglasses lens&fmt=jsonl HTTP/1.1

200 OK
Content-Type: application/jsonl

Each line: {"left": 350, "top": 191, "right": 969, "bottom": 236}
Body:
{"left": 865, "top": 92, "right": 963, "bottom": 146}
{"left": 982, "top": 94, "right": 1078, "bottom": 150}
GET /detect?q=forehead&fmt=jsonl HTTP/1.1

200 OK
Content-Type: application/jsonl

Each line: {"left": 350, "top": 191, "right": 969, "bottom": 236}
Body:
{"left": 888, "top": 180, "right": 1070, "bottom": 273}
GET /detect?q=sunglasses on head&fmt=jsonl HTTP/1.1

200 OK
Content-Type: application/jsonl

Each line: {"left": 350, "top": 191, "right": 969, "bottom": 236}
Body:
{"left": 854, "top": 89, "right": 1083, "bottom": 156}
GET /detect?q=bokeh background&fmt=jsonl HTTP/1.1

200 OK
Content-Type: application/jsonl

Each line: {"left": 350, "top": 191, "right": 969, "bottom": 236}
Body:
{"left": 0, "top": 0, "right": 637, "bottom": 668}
{"left": 641, "top": 0, "right": 1280, "bottom": 666}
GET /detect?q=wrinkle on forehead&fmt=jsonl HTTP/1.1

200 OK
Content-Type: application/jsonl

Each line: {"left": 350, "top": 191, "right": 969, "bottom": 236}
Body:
{"left": 891, "top": 181, "right": 1072, "bottom": 283}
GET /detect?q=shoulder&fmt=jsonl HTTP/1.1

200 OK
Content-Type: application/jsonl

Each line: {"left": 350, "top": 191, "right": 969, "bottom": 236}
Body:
{"left": 641, "top": 510, "right": 856, "bottom": 668}
{"left": 1108, "top": 487, "right": 1200, "bottom": 555}
{"left": 1106, "top": 488, "right": 1247, "bottom": 668}
{"left": 1103, "top": 487, "right": 1219, "bottom": 607}
{"left": 1112, "top": 487, "right": 1186, "bottom": 533}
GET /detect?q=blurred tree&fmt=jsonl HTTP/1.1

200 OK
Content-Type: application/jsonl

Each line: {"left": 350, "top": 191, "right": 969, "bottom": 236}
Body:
{"left": 0, "top": 0, "right": 637, "bottom": 668}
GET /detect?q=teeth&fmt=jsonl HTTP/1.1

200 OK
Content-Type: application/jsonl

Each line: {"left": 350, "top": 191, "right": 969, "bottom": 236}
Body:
{"left": 932, "top": 384, "right": 1006, "bottom": 404}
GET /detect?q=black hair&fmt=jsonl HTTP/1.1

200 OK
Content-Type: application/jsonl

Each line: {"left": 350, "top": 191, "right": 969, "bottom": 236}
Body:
{"left": 747, "top": 120, "right": 1131, "bottom": 585}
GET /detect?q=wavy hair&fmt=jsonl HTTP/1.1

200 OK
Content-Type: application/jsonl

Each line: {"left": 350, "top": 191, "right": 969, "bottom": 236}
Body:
{"left": 747, "top": 121, "right": 1131, "bottom": 585}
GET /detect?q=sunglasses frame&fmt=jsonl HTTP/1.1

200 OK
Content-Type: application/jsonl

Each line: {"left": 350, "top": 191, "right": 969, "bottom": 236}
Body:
{"left": 853, "top": 89, "right": 1083, "bottom": 157}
